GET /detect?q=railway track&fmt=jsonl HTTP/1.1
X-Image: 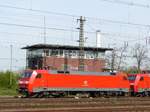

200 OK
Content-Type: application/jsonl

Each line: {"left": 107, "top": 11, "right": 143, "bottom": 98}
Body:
{"left": 0, "top": 97, "right": 150, "bottom": 112}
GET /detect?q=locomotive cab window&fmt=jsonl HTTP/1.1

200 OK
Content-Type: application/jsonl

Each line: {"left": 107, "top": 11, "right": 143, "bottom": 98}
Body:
{"left": 36, "top": 73, "right": 42, "bottom": 79}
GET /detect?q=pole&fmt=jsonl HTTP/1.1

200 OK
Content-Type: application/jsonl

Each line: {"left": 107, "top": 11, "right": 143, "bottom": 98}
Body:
{"left": 43, "top": 16, "right": 47, "bottom": 69}
{"left": 9, "top": 45, "right": 13, "bottom": 87}
{"left": 64, "top": 50, "right": 68, "bottom": 72}
{"left": 44, "top": 16, "right": 46, "bottom": 44}
{"left": 78, "top": 16, "right": 86, "bottom": 71}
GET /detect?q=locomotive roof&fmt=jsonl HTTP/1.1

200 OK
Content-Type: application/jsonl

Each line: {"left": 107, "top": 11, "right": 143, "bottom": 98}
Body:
{"left": 49, "top": 70, "right": 117, "bottom": 76}
{"left": 22, "top": 44, "right": 113, "bottom": 52}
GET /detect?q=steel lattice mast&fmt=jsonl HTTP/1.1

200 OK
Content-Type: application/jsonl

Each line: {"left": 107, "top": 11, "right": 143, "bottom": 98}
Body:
{"left": 78, "top": 16, "right": 86, "bottom": 71}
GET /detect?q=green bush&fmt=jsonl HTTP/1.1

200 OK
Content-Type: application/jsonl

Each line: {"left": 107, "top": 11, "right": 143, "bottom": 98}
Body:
{"left": 0, "top": 71, "right": 20, "bottom": 95}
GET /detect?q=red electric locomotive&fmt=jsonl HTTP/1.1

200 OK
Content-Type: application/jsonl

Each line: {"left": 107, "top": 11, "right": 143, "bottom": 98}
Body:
{"left": 18, "top": 70, "right": 130, "bottom": 97}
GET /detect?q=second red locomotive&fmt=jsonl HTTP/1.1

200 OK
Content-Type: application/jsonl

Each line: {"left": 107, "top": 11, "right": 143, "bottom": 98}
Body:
{"left": 128, "top": 73, "right": 150, "bottom": 96}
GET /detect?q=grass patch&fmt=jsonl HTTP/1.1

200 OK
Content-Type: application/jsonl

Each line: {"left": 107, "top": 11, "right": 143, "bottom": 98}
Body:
{"left": 0, "top": 87, "right": 17, "bottom": 96}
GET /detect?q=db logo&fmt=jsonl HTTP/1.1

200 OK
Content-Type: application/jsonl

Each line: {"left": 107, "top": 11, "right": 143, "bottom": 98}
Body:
{"left": 82, "top": 80, "right": 88, "bottom": 86}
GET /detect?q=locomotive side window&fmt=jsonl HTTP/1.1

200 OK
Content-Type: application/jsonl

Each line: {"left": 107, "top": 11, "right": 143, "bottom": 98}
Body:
{"left": 123, "top": 76, "right": 127, "bottom": 80}
{"left": 36, "top": 73, "right": 42, "bottom": 79}
{"left": 140, "top": 77, "right": 144, "bottom": 81}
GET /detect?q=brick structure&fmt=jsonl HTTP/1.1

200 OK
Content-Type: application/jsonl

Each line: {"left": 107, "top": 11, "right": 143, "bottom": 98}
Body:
{"left": 22, "top": 44, "right": 112, "bottom": 72}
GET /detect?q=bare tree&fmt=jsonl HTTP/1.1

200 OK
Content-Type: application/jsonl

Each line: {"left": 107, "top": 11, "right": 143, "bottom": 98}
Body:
{"left": 117, "top": 43, "right": 128, "bottom": 70}
{"left": 107, "top": 49, "right": 118, "bottom": 72}
{"left": 132, "top": 44, "right": 148, "bottom": 72}
{"left": 106, "top": 44, "right": 128, "bottom": 72}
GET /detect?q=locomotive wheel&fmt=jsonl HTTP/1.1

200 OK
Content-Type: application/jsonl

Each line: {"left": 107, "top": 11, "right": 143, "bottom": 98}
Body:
{"left": 85, "top": 93, "right": 90, "bottom": 98}
{"left": 50, "top": 92, "right": 65, "bottom": 98}
{"left": 136, "top": 93, "right": 143, "bottom": 97}
{"left": 75, "top": 93, "right": 81, "bottom": 98}
{"left": 144, "top": 92, "right": 149, "bottom": 97}
{"left": 30, "top": 93, "right": 39, "bottom": 98}
{"left": 99, "top": 92, "right": 105, "bottom": 97}
{"left": 124, "top": 92, "right": 129, "bottom": 97}
{"left": 43, "top": 91, "right": 50, "bottom": 98}
{"left": 74, "top": 93, "right": 90, "bottom": 98}
{"left": 22, "top": 92, "right": 30, "bottom": 98}
{"left": 94, "top": 92, "right": 100, "bottom": 97}
{"left": 36, "top": 92, "right": 45, "bottom": 98}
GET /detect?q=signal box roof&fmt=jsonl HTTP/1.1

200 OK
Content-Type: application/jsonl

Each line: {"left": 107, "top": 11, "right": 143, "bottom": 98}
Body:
{"left": 22, "top": 44, "right": 113, "bottom": 52}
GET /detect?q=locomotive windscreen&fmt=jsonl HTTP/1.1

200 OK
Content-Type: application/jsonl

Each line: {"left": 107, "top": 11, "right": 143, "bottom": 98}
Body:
{"left": 128, "top": 75, "right": 136, "bottom": 81}
{"left": 21, "top": 72, "right": 32, "bottom": 78}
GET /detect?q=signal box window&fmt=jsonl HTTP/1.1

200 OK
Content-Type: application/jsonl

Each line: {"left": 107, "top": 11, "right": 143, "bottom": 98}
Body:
{"left": 36, "top": 74, "right": 42, "bottom": 79}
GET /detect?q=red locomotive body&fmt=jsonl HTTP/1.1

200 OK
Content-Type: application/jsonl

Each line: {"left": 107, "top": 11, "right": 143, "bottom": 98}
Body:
{"left": 18, "top": 70, "right": 130, "bottom": 97}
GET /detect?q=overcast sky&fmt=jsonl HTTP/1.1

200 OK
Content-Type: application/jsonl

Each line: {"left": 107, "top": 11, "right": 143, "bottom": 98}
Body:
{"left": 0, "top": 0, "right": 150, "bottom": 71}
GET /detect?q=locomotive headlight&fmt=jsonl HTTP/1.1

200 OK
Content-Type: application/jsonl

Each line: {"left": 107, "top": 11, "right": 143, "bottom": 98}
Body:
{"left": 24, "top": 81, "right": 29, "bottom": 84}
{"left": 19, "top": 80, "right": 23, "bottom": 84}
{"left": 18, "top": 80, "right": 29, "bottom": 84}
